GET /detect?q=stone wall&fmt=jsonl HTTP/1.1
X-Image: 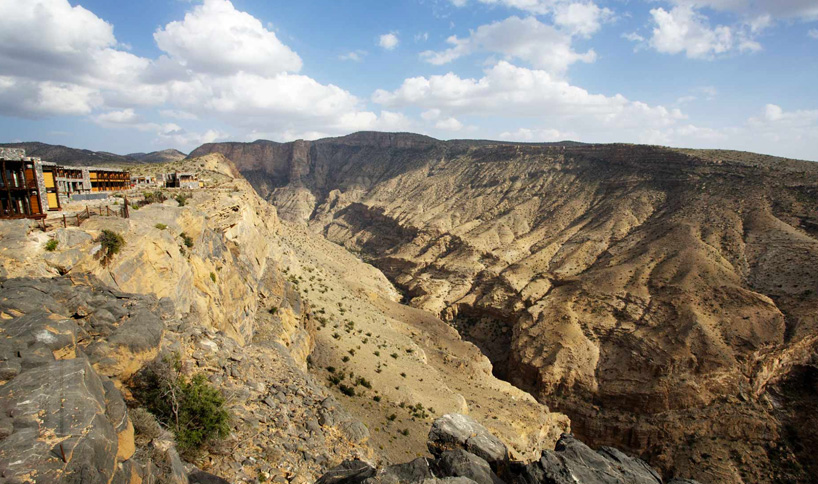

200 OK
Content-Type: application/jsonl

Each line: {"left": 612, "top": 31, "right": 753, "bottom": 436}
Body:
{"left": 0, "top": 147, "right": 25, "bottom": 159}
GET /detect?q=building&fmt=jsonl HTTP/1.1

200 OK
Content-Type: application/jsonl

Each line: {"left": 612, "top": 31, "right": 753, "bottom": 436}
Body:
{"left": 166, "top": 171, "right": 201, "bottom": 189}
{"left": 131, "top": 175, "right": 158, "bottom": 188}
{"left": 0, "top": 148, "right": 130, "bottom": 220}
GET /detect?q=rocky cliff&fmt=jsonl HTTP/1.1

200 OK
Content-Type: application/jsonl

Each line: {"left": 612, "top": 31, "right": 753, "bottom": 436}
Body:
{"left": 0, "top": 151, "right": 575, "bottom": 483}
{"left": 193, "top": 132, "right": 818, "bottom": 483}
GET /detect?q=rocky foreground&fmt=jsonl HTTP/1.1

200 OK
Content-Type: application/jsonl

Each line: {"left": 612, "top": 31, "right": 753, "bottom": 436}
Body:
{"left": 316, "top": 413, "right": 698, "bottom": 484}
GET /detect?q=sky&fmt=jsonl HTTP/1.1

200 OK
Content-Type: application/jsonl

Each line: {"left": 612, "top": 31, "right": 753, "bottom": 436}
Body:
{"left": 0, "top": 0, "right": 816, "bottom": 160}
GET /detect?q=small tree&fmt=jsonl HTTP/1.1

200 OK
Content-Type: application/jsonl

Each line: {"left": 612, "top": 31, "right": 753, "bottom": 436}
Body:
{"left": 98, "top": 230, "right": 125, "bottom": 265}
{"left": 132, "top": 355, "right": 230, "bottom": 458}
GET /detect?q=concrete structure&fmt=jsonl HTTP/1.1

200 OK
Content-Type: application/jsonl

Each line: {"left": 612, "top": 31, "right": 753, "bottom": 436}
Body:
{"left": 0, "top": 148, "right": 129, "bottom": 220}
{"left": 166, "top": 171, "right": 201, "bottom": 189}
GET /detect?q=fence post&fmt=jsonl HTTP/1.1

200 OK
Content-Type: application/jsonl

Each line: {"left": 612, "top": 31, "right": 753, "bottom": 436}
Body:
{"left": 106, "top": 206, "right": 110, "bottom": 217}
{"left": 63, "top": 214, "right": 66, "bottom": 228}
{"left": 76, "top": 214, "right": 81, "bottom": 226}
{"left": 86, "top": 206, "right": 90, "bottom": 218}
{"left": 124, "top": 196, "right": 129, "bottom": 219}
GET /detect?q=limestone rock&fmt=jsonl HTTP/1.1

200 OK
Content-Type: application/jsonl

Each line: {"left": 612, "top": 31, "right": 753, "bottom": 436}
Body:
{"left": 428, "top": 414, "right": 508, "bottom": 466}
{"left": 315, "top": 459, "right": 377, "bottom": 484}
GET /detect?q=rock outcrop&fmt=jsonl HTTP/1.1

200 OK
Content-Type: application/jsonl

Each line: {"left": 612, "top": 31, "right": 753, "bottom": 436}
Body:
{"left": 194, "top": 133, "right": 818, "bottom": 483}
{"left": 0, "top": 276, "right": 165, "bottom": 483}
{"left": 318, "top": 413, "right": 698, "bottom": 484}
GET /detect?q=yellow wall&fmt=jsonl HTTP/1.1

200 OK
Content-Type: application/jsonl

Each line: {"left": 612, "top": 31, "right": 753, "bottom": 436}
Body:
{"left": 47, "top": 192, "right": 59, "bottom": 209}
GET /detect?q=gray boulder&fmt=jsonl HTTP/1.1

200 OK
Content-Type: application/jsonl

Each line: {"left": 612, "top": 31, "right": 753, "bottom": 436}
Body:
{"left": 519, "top": 434, "right": 663, "bottom": 484}
{"left": 364, "top": 457, "right": 434, "bottom": 484}
{"left": 433, "top": 449, "right": 504, "bottom": 484}
{"left": 316, "top": 459, "right": 377, "bottom": 484}
{"left": 428, "top": 414, "right": 508, "bottom": 467}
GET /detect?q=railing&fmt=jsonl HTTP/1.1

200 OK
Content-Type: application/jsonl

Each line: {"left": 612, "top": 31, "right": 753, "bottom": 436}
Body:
{"left": 41, "top": 196, "right": 130, "bottom": 231}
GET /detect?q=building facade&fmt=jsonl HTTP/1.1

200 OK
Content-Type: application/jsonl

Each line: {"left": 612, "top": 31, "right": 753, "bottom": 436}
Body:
{"left": 0, "top": 148, "right": 130, "bottom": 220}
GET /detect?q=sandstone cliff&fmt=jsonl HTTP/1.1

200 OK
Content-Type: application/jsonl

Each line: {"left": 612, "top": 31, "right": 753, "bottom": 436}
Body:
{"left": 193, "top": 133, "right": 818, "bottom": 483}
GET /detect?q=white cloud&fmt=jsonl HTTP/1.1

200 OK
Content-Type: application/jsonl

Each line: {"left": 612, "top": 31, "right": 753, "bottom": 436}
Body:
{"left": 154, "top": 0, "right": 301, "bottom": 76}
{"left": 0, "top": 77, "right": 101, "bottom": 117}
{"left": 667, "top": 0, "right": 818, "bottom": 21}
{"left": 648, "top": 5, "right": 763, "bottom": 59}
{"left": 435, "top": 117, "right": 464, "bottom": 131}
{"left": 0, "top": 0, "right": 405, "bottom": 148}
{"left": 415, "top": 32, "right": 430, "bottom": 42}
{"left": 420, "top": 16, "right": 596, "bottom": 75}
{"left": 553, "top": 2, "right": 612, "bottom": 37}
{"left": 379, "top": 33, "right": 400, "bottom": 50}
{"left": 499, "top": 127, "right": 577, "bottom": 141}
{"left": 374, "top": 61, "right": 685, "bottom": 141}
{"left": 450, "top": 0, "right": 558, "bottom": 15}
{"left": 809, "top": 29, "right": 818, "bottom": 39}
{"left": 339, "top": 50, "right": 367, "bottom": 62}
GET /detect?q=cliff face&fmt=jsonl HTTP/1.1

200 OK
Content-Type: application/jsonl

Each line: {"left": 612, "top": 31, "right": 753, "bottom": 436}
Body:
{"left": 194, "top": 133, "right": 818, "bottom": 483}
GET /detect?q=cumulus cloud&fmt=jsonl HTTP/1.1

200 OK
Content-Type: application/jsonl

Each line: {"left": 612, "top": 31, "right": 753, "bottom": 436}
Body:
{"left": 647, "top": 5, "right": 763, "bottom": 59}
{"left": 339, "top": 50, "right": 367, "bottom": 62}
{"left": 809, "top": 29, "right": 818, "bottom": 39}
{"left": 0, "top": 0, "right": 407, "bottom": 148}
{"left": 154, "top": 0, "right": 302, "bottom": 76}
{"left": 499, "top": 127, "right": 577, "bottom": 141}
{"left": 374, "top": 61, "right": 686, "bottom": 143}
{"left": 667, "top": 0, "right": 818, "bottom": 21}
{"left": 379, "top": 33, "right": 400, "bottom": 50}
{"left": 420, "top": 16, "right": 596, "bottom": 75}
{"left": 552, "top": 2, "right": 612, "bottom": 37}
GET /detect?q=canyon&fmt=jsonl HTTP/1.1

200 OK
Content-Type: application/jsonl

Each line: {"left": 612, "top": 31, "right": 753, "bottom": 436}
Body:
{"left": 191, "top": 132, "right": 818, "bottom": 483}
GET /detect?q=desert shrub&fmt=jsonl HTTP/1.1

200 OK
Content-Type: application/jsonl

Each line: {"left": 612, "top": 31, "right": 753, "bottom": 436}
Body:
{"left": 339, "top": 384, "right": 356, "bottom": 397}
{"left": 139, "top": 191, "right": 166, "bottom": 207}
{"left": 210, "top": 272, "right": 216, "bottom": 283}
{"left": 180, "top": 232, "right": 194, "bottom": 248}
{"left": 130, "top": 407, "right": 162, "bottom": 444}
{"left": 175, "top": 194, "right": 190, "bottom": 207}
{"left": 132, "top": 355, "right": 230, "bottom": 458}
{"left": 44, "top": 239, "right": 58, "bottom": 252}
{"left": 98, "top": 230, "right": 125, "bottom": 265}
{"left": 355, "top": 377, "right": 372, "bottom": 389}
{"left": 155, "top": 223, "right": 167, "bottom": 230}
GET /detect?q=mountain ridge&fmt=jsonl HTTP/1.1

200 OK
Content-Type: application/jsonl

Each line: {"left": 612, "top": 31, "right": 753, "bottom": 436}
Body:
{"left": 0, "top": 141, "right": 187, "bottom": 166}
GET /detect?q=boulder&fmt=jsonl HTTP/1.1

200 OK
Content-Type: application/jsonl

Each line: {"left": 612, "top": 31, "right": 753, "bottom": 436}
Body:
{"left": 520, "top": 434, "right": 663, "bottom": 484}
{"left": 364, "top": 457, "right": 433, "bottom": 484}
{"left": 189, "top": 470, "right": 233, "bottom": 483}
{"left": 432, "top": 449, "right": 503, "bottom": 484}
{"left": 0, "top": 358, "right": 121, "bottom": 483}
{"left": 316, "top": 460, "right": 377, "bottom": 484}
{"left": 428, "top": 414, "right": 508, "bottom": 466}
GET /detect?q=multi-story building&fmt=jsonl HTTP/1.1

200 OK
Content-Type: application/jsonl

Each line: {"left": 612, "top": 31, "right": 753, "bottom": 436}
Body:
{"left": 0, "top": 148, "right": 130, "bottom": 220}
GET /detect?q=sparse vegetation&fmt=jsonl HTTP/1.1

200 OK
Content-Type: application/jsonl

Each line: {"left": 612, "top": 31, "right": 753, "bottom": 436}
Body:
{"left": 98, "top": 229, "right": 125, "bottom": 265}
{"left": 180, "top": 232, "right": 194, "bottom": 248}
{"left": 155, "top": 223, "right": 167, "bottom": 230}
{"left": 132, "top": 354, "right": 230, "bottom": 458}
{"left": 44, "top": 239, "right": 58, "bottom": 252}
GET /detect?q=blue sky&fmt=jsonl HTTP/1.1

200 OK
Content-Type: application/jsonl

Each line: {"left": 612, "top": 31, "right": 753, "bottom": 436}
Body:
{"left": 0, "top": 0, "right": 816, "bottom": 160}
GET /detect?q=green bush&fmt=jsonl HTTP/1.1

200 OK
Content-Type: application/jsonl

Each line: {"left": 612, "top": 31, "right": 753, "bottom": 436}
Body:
{"left": 132, "top": 355, "right": 230, "bottom": 457}
{"left": 210, "top": 272, "right": 216, "bottom": 283}
{"left": 175, "top": 194, "right": 190, "bottom": 207}
{"left": 98, "top": 230, "right": 125, "bottom": 265}
{"left": 339, "top": 384, "right": 356, "bottom": 397}
{"left": 155, "top": 223, "right": 167, "bottom": 230}
{"left": 44, "top": 239, "right": 59, "bottom": 252}
{"left": 180, "top": 232, "right": 194, "bottom": 248}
